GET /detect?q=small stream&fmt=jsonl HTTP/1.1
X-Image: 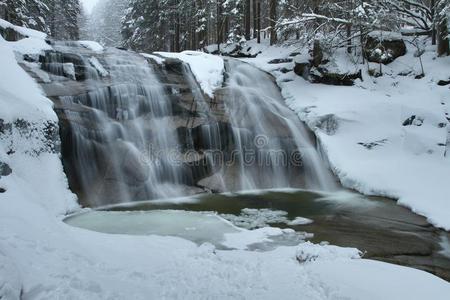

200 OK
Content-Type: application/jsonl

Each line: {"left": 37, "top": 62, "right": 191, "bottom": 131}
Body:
{"left": 65, "top": 189, "right": 450, "bottom": 281}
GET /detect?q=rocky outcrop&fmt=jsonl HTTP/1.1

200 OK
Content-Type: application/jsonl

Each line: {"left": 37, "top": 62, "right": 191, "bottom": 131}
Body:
{"left": 0, "top": 22, "right": 27, "bottom": 41}
{"left": 205, "top": 43, "right": 260, "bottom": 58}
{"left": 294, "top": 40, "right": 361, "bottom": 86}
{"left": 310, "top": 65, "right": 362, "bottom": 86}
{"left": 364, "top": 31, "right": 407, "bottom": 64}
{"left": 294, "top": 53, "right": 361, "bottom": 86}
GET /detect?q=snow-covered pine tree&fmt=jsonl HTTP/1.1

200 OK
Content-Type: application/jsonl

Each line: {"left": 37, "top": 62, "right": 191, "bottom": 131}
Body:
{"left": 47, "top": 0, "right": 81, "bottom": 40}
{"left": 1, "top": 0, "right": 50, "bottom": 33}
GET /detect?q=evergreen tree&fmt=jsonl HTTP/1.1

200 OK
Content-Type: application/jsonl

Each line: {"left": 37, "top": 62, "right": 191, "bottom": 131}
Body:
{"left": 1, "top": 0, "right": 51, "bottom": 33}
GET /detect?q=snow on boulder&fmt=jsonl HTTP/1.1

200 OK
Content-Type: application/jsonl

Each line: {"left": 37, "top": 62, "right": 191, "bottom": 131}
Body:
{"left": 0, "top": 18, "right": 47, "bottom": 41}
{"left": 296, "top": 241, "right": 362, "bottom": 263}
{"left": 157, "top": 51, "right": 224, "bottom": 98}
{"left": 293, "top": 53, "right": 312, "bottom": 79}
{"left": 365, "top": 31, "right": 407, "bottom": 64}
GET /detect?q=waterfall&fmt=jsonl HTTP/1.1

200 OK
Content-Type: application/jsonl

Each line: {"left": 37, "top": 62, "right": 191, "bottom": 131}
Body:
{"left": 35, "top": 43, "right": 335, "bottom": 207}
{"left": 43, "top": 43, "right": 193, "bottom": 206}
{"left": 218, "top": 59, "right": 337, "bottom": 191}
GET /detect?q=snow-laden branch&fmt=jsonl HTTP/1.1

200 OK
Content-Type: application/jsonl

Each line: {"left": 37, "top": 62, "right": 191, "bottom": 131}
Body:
{"left": 278, "top": 13, "right": 351, "bottom": 28}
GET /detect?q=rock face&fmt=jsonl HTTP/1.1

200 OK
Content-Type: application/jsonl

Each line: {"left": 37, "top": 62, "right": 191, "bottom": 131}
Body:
{"left": 364, "top": 31, "right": 407, "bottom": 64}
{"left": 20, "top": 43, "right": 322, "bottom": 207}
{"left": 20, "top": 43, "right": 238, "bottom": 206}
{"left": 0, "top": 23, "right": 27, "bottom": 41}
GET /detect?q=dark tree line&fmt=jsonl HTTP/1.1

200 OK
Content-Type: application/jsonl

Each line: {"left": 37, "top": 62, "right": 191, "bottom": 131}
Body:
{"left": 121, "top": 0, "right": 449, "bottom": 56}
{"left": 121, "top": 0, "right": 282, "bottom": 53}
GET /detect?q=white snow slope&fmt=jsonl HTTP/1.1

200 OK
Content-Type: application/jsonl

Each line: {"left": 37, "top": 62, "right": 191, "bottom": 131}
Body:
{"left": 242, "top": 39, "right": 450, "bottom": 231}
{"left": 0, "top": 20, "right": 449, "bottom": 299}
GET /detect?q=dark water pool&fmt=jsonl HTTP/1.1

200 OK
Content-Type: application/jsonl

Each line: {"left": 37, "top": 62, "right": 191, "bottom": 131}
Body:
{"left": 66, "top": 189, "right": 450, "bottom": 281}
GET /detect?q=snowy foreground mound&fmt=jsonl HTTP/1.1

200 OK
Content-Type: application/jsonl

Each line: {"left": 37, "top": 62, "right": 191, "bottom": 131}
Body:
{"left": 244, "top": 40, "right": 450, "bottom": 231}
{"left": 1, "top": 20, "right": 449, "bottom": 299}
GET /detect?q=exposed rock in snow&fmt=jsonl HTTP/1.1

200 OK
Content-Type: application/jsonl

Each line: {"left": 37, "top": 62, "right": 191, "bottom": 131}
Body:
{"left": 365, "top": 31, "right": 407, "bottom": 64}
{"left": 0, "top": 161, "right": 12, "bottom": 177}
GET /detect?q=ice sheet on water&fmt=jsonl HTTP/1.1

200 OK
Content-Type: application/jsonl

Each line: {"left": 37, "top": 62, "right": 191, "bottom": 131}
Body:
{"left": 66, "top": 210, "right": 239, "bottom": 246}
{"left": 221, "top": 208, "right": 289, "bottom": 229}
{"left": 221, "top": 208, "right": 314, "bottom": 229}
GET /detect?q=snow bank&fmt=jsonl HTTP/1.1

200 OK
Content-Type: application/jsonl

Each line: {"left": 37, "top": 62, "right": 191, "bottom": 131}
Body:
{"left": 243, "top": 39, "right": 450, "bottom": 230}
{"left": 0, "top": 37, "right": 54, "bottom": 123}
{"left": 0, "top": 19, "right": 47, "bottom": 39}
{"left": 296, "top": 241, "right": 361, "bottom": 262}
{"left": 157, "top": 51, "right": 224, "bottom": 97}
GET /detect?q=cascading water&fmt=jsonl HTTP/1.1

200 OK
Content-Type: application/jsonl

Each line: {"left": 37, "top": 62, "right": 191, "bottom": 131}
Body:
{"left": 216, "top": 59, "right": 336, "bottom": 191}
{"left": 34, "top": 43, "right": 335, "bottom": 207}
{"left": 42, "top": 43, "right": 195, "bottom": 206}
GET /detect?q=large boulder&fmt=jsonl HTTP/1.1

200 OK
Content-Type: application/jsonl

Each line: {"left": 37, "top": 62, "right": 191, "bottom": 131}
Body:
{"left": 364, "top": 31, "right": 407, "bottom": 64}
{"left": 293, "top": 53, "right": 312, "bottom": 80}
{"left": 309, "top": 66, "right": 362, "bottom": 86}
{"left": 0, "top": 162, "right": 12, "bottom": 177}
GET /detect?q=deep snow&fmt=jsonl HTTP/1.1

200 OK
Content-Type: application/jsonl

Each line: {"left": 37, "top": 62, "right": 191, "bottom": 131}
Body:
{"left": 0, "top": 19, "right": 449, "bottom": 299}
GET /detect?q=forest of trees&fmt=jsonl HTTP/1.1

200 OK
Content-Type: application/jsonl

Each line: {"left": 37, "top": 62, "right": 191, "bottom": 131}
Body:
{"left": 0, "top": 0, "right": 449, "bottom": 56}
{"left": 120, "top": 0, "right": 450, "bottom": 56}
{"left": 0, "top": 0, "right": 81, "bottom": 39}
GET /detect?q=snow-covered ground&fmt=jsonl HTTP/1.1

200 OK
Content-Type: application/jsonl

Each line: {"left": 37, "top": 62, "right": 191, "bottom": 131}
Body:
{"left": 240, "top": 39, "right": 450, "bottom": 231}
{"left": 1, "top": 20, "right": 449, "bottom": 299}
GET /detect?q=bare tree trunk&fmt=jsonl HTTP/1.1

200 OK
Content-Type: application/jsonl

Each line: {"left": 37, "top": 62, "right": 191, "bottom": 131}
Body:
{"left": 431, "top": 0, "right": 437, "bottom": 45}
{"left": 223, "top": 14, "right": 229, "bottom": 43}
{"left": 252, "top": 0, "right": 257, "bottom": 39}
{"left": 245, "top": 0, "right": 251, "bottom": 40}
{"left": 437, "top": 17, "right": 449, "bottom": 56}
{"left": 175, "top": 14, "right": 180, "bottom": 52}
{"left": 257, "top": 0, "right": 261, "bottom": 43}
{"left": 269, "top": 0, "right": 277, "bottom": 45}
{"left": 347, "top": 24, "right": 352, "bottom": 53}
{"left": 217, "top": 0, "right": 222, "bottom": 51}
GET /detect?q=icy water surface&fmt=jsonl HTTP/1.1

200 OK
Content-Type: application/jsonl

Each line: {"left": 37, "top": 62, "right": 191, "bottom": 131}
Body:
{"left": 65, "top": 189, "right": 450, "bottom": 281}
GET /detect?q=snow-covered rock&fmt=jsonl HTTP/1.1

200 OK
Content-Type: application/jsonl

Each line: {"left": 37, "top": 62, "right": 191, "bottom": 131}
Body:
{"left": 365, "top": 31, "right": 407, "bottom": 64}
{"left": 156, "top": 51, "right": 224, "bottom": 98}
